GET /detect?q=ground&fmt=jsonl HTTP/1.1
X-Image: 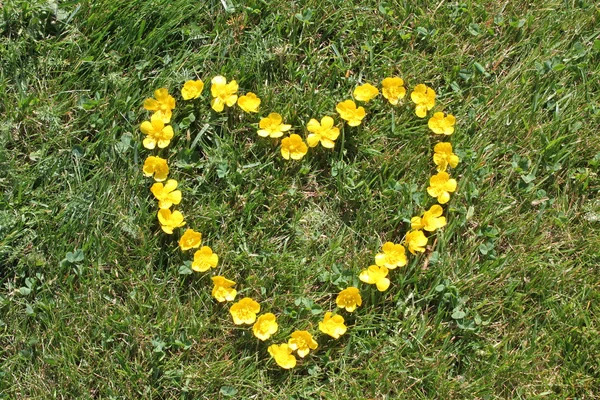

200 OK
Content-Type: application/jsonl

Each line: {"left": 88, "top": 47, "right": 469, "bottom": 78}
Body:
{"left": 0, "top": 0, "right": 599, "bottom": 398}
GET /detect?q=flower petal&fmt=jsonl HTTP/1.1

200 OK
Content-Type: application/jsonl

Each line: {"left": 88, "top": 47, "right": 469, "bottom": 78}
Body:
{"left": 376, "top": 278, "right": 390, "bottom": 292}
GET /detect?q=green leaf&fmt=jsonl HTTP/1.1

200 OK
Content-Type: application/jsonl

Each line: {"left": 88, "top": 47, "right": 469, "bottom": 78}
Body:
{"left": 220, "top": 386, "right": 238, "bottom": 397}
{"left": 416, "top": 26, "right": 428, "bottom": 36}
{"left": 474, "top": 62, "right": 487, "bottom": 74}
{"left": 294, "top": 8, "right": 313, "bottom": 23}
{"left": 178, "top": 265, "right": 193, "bottom": 275}
{"left": 66, "top": 249, "right": 84, "bottom": 263}
{"left": 78, "top": 95, "right": 99, "bottom": 110}
{"left": 71, "top": 145, "right": 85, "bottom": 158}
{"left": 520, "top": 173, "right": 536, "bottom": 184}
{"left": 468, "top": 23, "right": 481, "bottom": 36}
{"left": 478, "top": 243, "right": 490, "bottom": 255}
{"left": 466, "top": 206, "right": 475, "bottom": 220}
{"left": 428, "top": 251, "right": 439, "bottom": 265}
{"left": 451, "top": 308, "right": 466, "bottom": 319}
{"left": 19, "top": 287, "right": 32, "bottom": 296}
{"left": 115, "top": 133, "right": 133, "bottom": 154}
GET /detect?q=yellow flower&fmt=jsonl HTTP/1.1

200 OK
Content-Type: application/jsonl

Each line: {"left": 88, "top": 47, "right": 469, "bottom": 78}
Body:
{"left": 181, "top": 80, "right": 204, "bottom": 100}
{"left": 381, "top": 77, "right": 406, "bottom": 105}
{"left": 336, "top": 99, "right": 366, "bottom": 127}
{"left": 281, "top": 134, "right": 308, "bottom": 160}
{"left": 410, "top": 84, "right": 436, "bottom": 118}
{"left": 210, "top": 76, "right": 238, "bottom": 112}
{"left": 230, "top": 297, "right": 261, "bottom": 325}
{"left": 433, "top": 142, "right": 460, "bottom": 172}
{"left": 252, "top": 313, "right": 278, "bottom": 341}
{"left": 288, "top": 331, "right": 318, "bottom": 358}
{"left": 375, "top": 242, "right": 407, "bottom": 269}
{"left": 358, "top": 265, "right": 390, "bottom": 292}
{"left": 191, "top": 246, "right": 218, "bottom": 272}
{"left": 237, "top": 92, "right": 261, "bottom": 113}
{"left": 179, "top": 228, "right": 201, "bottom": 251}
{"left": 157, "top": 209, "right": 185, "bottom": 234}
{"left": 306, "top": 116, "right": 340, "bottom": 148}
{"left": 143, "top": 88, "right": 176, "bottom": 123}
{"left": 140, "top": 113, "right": 174, "bottom": 149}
{"left": 427, "top": 171, "right": 457, "bottom": 204}
{"left": 411, "top": 205, "right": 447, "bottom": 232}
{"left": 268, "top": 344, "right": 296, "bottom": 369}
{"left": 405, "top": 230, "right": 428, "bottom": 255}
{"left": 319, "top": 312, "right": 347, "bottom": 339}
{"left": 143, "top": 156, "right": 169, "bottom": 182}
{"left": 428, "top": 112, "right": 456, "bottom": 135}
{"left": 336, "top": 287, "right": 362, "bottom": 312}
{"left": 353, "top": 83, "right": 379, "bottom": 102}
{"left": 150, "top": 179, "right": 182, "bottom": 209}
{"left": 211, "top": 276, "right": 237, "bottom": 302}
{"left": 257, "top": 113, "right": 291, "bottom": 138}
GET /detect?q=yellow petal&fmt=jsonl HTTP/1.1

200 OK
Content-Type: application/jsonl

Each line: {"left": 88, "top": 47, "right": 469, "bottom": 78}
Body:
{"left": 446, "top": 179, "right": 457, "bottom": 192}
{"left": 449, "top": 155, "right": 460, "bottom": 168}
{"left": 429, "top": 204, "right": 443, "bottom": 217}
{"left": 321, "top": 138, "right": 335, "bottom": 149}
{"left": 140, "top": 121, "right": 155, "bottom": 135}
{"left": 257, "top": 129, "right": 270, "bottom": 138}
{"left": 163, "top": 179, "right": 178, "bottom": 192}
{"left": 225, "top": 94, "right": 238, "bottom": 107}
{"left": 142, "top": 137, "right": 156, "bottom": 150}
{"left": 306, "top": 118, "right": 321, "bottom": 133}
{"left": 375, "top": 278, "right": 390, "bottom": 292}
{"left": 374, "top": 253, "right": 387, "bottom": 266}
{"left": 154, "top": 88, "right": 170, "bottom": 102}
{"left": 211, "top": 98, "right": 225, "bottom": 112}
{"left": 306, "top": 134, "right": 320, "bottom": 148}
{"left": 321, "top": 116, "right": 334, "bottom": 129}
{"left": 411, "top": 216, "right": 424, "bottom": 230}
{"left": 211, "top": 75, "right": 226, "bottom": 85}
{"left": 359, "top": 269, "right": 373, "bottom": 284}
{"left": 438, "top": 192, "right": 450, "bottom": 204}
{"left": 143, "top": 98, "right": 159, "bottom": 111}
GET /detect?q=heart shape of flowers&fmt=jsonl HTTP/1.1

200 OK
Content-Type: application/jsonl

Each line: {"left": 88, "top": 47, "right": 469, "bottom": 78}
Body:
{"left": 140, "top": 76, "right": 460, "bottom": 369}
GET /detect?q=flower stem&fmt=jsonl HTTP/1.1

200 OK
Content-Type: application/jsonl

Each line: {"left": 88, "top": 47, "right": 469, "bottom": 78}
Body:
{"left": 338, "top": 124, "right": 346, "bottom": 161}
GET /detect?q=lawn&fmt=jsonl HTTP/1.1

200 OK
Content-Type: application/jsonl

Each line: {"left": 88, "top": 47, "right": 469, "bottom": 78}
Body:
{"left": 1, "top": 0, "right": 599, "bottom": 398}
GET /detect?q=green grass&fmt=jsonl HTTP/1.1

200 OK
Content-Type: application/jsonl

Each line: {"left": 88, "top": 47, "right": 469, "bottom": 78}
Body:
{"left": 1, "top": 0, "right": 599, "bottom": 398}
